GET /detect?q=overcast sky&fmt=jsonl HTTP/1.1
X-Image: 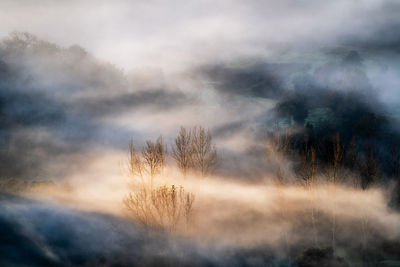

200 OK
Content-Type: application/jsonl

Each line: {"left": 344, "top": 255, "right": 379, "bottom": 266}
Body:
{"left": 1, "top": 0, "right": 398, "bottom": 72}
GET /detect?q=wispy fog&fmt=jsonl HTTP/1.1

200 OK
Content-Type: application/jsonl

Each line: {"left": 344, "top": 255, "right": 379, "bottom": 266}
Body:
{"left": 1, "top": 1, "right": 400, "bottom": 71}
{"left": 1, "top": 1, "right": 400, "bottom": 266}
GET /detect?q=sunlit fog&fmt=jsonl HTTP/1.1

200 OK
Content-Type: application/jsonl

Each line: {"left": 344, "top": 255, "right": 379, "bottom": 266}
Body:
{"left": 0, "top": 1, "right": 400, "bottom": 266}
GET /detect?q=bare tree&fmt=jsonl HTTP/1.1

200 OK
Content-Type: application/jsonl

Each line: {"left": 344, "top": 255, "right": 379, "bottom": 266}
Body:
{"left": 390, "top": 142, "right": 400, "bottom": 178}
{"left": 298, "top": 144, "right": 317, "bottom": 188}
{"left": 347, "top": 137, "right": 358, "bottom": 170}
{"left": 353, "top": 143, "right": 379, "bottom": 253}
{"left": 346, "top": 137, "right": 360, "bottom": 188}
{"left": 297, "top": 138, "right": 318, "bottom": 247}
{"left": 332, "top": 133, "right": 344, "bottom": 184}
{"left": 124, "top": 185, "right": 153, "bottom": 226}
{"left": 358, "top": 143, "right": 378, "bottom": 190}
{"left": 142, "top": 136, "right": 166, "bottom": 187}
{"left": 266, "top": 131, "right": 291, "bottom": 157}
{"left": 265, "top": 131, "right": 292, "bottom": 260}
{"left": 128, "top": 139, "right": 144, "bottom": 181}
{"left": 191, "top": 126, "right": 218, "bottom": 177}
{"left": 125, "top": 136, "right": 195, "bottom": 231}
{"left": 172, "top": 127, "right": 193, "bottom": 177}
{"left": 265, "top": 130, "right": 292, "bottom": 185}
{"left": 124, "top": 184, "right": 195, "bottom": 231}
{"left": 330, "top": 134, "right": 343, "bottom": 249}
{"left": 127, "top": 137, "right": 166, "bottom": 187}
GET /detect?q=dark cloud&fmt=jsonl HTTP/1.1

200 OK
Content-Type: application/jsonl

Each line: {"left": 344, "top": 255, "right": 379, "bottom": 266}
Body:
{"left": 0, "top": 193, "right": 281, "bottom": 266}
{"left": 197, "top": 63, "right": 309, "bottom": 99}
{"left": 0, "top": 33, "right": 192, "bottom": 180}
{"left": 74, "top": 90, "right": 192, "bottom": 117}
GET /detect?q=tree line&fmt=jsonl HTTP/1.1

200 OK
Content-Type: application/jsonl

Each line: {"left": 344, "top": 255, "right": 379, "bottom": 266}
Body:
{"left": 266, "top": 130, "right": 400, "bottom": 190}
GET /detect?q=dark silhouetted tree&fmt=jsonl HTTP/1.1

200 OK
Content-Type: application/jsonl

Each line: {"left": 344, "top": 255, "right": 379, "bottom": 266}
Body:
{"left": 142, "top": 136, "right": 166, "bottom": 186}
{"left": 191, "top": 126, "right": 217, "bottom": 177}
{"left": 172, "top": 127, "right": 193, "bottom": 177}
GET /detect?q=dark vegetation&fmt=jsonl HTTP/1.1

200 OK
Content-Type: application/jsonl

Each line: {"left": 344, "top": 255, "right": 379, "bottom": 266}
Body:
{"left": 296, "top": 247, "right": 349, "bottom": 267}
{"left": 269, "top": 51, "right": 400, "bottom": 208}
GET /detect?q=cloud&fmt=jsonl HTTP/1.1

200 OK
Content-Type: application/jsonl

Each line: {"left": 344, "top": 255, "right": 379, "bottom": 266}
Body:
{"left": 74, "top": 90, "right": 192, "bottom": 117}
{"left": 0, "top": 33, "right": 196, "bottom": 179}
{"left": 0, "top": 1, "right": 399, "bottom": 71}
